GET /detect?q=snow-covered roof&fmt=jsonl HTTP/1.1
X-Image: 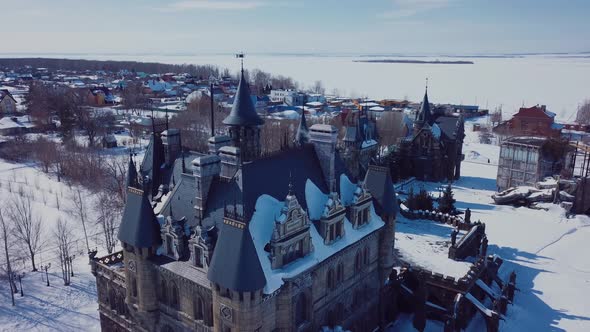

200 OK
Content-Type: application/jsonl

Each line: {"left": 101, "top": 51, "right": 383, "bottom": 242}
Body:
{"left": 431, "top": 123, "right": 442, "bottom": 139}
{"left": 249, "top": 178, "right": 384, "bottom": 294}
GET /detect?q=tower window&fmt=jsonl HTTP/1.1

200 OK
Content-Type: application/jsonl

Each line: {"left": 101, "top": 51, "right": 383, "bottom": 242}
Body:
{"left": 194, "top": 246, "right": 203, "bottom": 267}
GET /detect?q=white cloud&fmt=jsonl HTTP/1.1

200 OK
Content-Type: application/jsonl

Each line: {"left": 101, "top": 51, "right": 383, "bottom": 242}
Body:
{"left": 379, "top": 0, "right": 454, "bottom": 19}
{"left": 158, "top": 0, "right": 277, "bottom": 12}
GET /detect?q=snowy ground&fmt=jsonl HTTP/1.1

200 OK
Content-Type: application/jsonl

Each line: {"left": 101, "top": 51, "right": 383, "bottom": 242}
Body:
{"left": 393, "top": 140, "right": 590, "bottom": 331}
{"left": 0, "top": 153, "right": 135, "bottom": 331}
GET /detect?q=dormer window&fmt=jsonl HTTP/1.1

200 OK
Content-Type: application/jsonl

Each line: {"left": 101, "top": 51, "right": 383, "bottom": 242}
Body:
{"left": 349, "top": 183, "right": 372, "bottom": 229}
{"left": 320, "top": 192, "right": 346, "bottom": 244}
{"left": 269, "top": 189, "right": 313, "bottom": 270}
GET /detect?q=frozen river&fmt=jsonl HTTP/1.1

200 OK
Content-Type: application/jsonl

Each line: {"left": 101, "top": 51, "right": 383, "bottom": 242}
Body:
{"left": 4, "top": 52, "right": 590, "bottom": 120}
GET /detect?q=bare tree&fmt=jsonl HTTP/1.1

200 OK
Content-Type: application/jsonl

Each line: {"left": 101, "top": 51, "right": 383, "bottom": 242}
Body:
{"left": 575, "top": 99, "right": 590, "bottom": 125}
{"left": 69, "top": 189, "right": 90, "bottom": 253}
{"left": 0, "top": 208, "right": 15, "bottom": 306}
{"left": 103, "top": 156, "right": 128, "bottom": 205}
{"left": 95, "top": 193, "right": 120, "bottom": 254}
{"left": 54, "top": 217, "right": 72, "bottom": 286}
{"left": 9, "top": 194, "right": 43, "bottom": 271}
{"left": 312, "top": 80, "right": 325, "bottom": 95}
{"left": 32, "top": 136, "right": 58, "bottom": 173}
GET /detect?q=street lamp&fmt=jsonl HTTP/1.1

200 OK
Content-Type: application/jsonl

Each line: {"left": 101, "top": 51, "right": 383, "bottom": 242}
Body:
{"left": 17, "top": 272, "right": 25, "bottom": 297}
{"left": 41, "top": 263, "right": 51, "bottom": 287}
{"left": 68, "top": 254, "right": 76, "bottom": 277}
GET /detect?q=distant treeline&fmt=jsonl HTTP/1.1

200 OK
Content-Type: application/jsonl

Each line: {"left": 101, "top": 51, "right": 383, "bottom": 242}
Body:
{"left": 0, "top": 57, "right": 222, "bottom": 77}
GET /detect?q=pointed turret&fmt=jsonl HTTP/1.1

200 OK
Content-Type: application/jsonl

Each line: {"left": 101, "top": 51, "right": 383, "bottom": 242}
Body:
{"left": 294, "top": 108, "right": 310, "bottom": 145}
{"left": 223, "top": 70, "right": 264, "bottom": 127}
{"left": 223, "top": 69, "right": 264, "bottom": 161}
{"left": 127, "top": 154, "right": 139, "bottom": 189}
{"left": 415, "top": 88, "right": 432, "bottom": 127}
{"left": 118, "top": 187, "right": 162, "bottom": 249}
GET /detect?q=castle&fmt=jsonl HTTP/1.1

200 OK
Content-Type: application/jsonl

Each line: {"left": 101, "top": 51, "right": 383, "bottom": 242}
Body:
{"left": 91, "top": 71, "right": 511, "bottom": 332}
{"left": 92, "top": 69, "right": 399, "bottom": 332}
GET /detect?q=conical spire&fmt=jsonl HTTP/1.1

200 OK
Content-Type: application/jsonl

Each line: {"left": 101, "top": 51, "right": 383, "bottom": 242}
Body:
{"left": 415, "top": 88, "right": 432, "bottom": 126}
{"left": 294, "top": 108, "right": 310, "bottom": 145}
{"left": 222, "top": 70, "right": 264, "bottom": 126}
{"left": 127, "top": 153, "right": 139, "bottom": 189}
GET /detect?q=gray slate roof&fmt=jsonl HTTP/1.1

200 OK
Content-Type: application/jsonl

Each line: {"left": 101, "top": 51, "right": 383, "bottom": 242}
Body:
{"left": 222, "top": 71, "right": 264, "bottom": 126}
{"left": 415, "top": 89, "right": 433, "bottom": 126}
{"left": 207, "top": 221, "right": 266, "bottom": 291}
{"left": 364, "top": 165, "right": 398, "bottom": 215}
{"left": 118, "top": 188, "right": 162, "bottom": 248}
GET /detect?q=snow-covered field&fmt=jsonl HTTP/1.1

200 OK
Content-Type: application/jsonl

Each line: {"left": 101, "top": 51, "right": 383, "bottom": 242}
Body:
{"left": 0, "top": 159, "right": 102, "bottom": 332}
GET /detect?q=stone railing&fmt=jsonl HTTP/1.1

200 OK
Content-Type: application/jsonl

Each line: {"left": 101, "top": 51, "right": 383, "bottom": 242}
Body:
{"left": 399, "top": 205, "right": 472, "bottom": 231}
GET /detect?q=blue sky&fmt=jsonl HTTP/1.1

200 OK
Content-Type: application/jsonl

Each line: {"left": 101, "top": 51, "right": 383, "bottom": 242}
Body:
{"left": 4, "top": 0, "right": 589, "bottom": 54}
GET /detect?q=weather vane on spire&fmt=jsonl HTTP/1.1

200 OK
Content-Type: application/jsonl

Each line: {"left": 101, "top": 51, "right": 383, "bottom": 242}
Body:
{"left": 236, "top": 52, "right": 245, "bottom": 72}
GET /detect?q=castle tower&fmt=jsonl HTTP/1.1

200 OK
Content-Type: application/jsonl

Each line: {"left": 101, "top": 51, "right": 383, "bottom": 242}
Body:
{"left": 207, "top": 208, "right": 267, "bottom": 331}
{"left": 117, "top": 179, "right": 163, "bottom": 329}
{"left": 363, "top": 165, "right": 398, "bottom": 327}
{"left": 414, "top": 88, "right": 432, "bottom": 134}
{"left": 222, "top": 69, "right": 264, "bottom": 162}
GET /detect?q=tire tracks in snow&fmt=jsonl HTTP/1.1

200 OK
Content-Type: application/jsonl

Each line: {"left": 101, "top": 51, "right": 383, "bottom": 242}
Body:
{"left": 535, "top": 224, "right": 590, "bottom": 255}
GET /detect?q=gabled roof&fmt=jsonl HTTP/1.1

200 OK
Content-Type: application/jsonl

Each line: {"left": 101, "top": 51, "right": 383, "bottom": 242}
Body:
{"left": 364, "top": 165, "right": 398, "bottom": 215}
{"left": 0, "top": 89, "right": 16, "bottom": 104}
{"left": 514, "top": 105, "right": 554, "bottom": 119}
{"left": 207, "top": 220, "right": 266, "bottom": 291}
{"left": 118, "top": 187, "right": 162, "bottom": 248}
{"left": 222, "top": 71, "right": 264, "bottom": 126}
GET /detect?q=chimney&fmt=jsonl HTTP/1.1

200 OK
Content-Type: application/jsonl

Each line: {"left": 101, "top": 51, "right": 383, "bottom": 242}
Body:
{"left": 208, "top": 135, "right": 231, "bottom": 155}
{"left": 310, "top": 124, "right": 338, "bottom": 192}
{"left": 219, "top": 146, "right": 241, "bottom": 180}
{"left": 161, "top": 129, "right": 181, "bottom": 167}
{"left": 192, "top": 155, "right": 221, "bottom": 220}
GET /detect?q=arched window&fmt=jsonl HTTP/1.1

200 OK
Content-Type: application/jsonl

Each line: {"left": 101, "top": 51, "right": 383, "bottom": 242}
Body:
{"left": 131, "top": 277, "right": 137, "bottom": 297}
{"left": 194, "top": 296, "right": 204, "bottom": 320}
{"left": 117, "top": 294, "right": 126, "bottom": 316}
{"left": 336, "top": 302, "right": 345, "bottom": 322}
{"left": 170, "top": 282, "right": 179, "bottom": 309}
{"left": 336, "top": 262, "right": 344, "bottom": 284}
{"left": 109, "top": 289, "right": 116, "bottom": 310}
{"left": 160, "top": 280, "right": 168, "bottom": 303}
{"left": 363, "top": 246, "right": 370, "bottom": 265}
{"left": 355, "top": 250, "right": 362, "bottom": 272}
{"left": 327, "top": 268, "right": 335, "bottom": 290}
{"left": 295, "top": 293, "right": 307, "bottom": 325}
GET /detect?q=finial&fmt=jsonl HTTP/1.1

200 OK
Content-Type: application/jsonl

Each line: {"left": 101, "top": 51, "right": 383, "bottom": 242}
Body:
{"left": 425, "top": 77, "right": 429, "bottom": 91}
{"left": 236, "top": 52, "right": 245, "bottom": 73}
{"left": 288, "top": 171, "right": 294, "bottom": 196}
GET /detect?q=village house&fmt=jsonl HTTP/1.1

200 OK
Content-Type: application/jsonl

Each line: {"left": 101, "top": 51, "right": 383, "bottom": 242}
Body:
{"left": 493, "top": 105, "right": 561, "bottom": 138}
{"left": 0, "top": 89, "right": 17, "bottom": 114}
